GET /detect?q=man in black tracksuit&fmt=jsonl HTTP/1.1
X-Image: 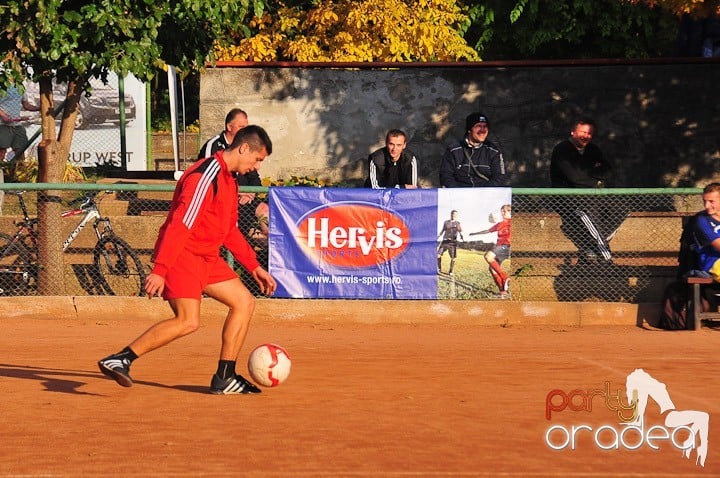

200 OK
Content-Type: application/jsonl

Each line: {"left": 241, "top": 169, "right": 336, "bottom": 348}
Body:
{"left": 364, "top": 129, "right": 418, "bottom": 189}
{"left": 198, "top": 108, "right": 269, "bottom": 247}
{"left": 439, "top": 112, "right": 507, "bottom": 188}
{"left": 550, "top": 117, "right": 622, "bottom": 263}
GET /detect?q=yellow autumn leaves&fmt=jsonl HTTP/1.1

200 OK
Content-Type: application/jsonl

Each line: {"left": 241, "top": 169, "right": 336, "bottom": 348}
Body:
{"left": 214, "top": 0, "right": 481, "bottom": 62}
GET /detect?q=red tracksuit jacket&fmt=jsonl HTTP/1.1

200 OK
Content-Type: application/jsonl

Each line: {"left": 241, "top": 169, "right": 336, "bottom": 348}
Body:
{"left": 151, "top": 151, "right": 260, "bottom": 278}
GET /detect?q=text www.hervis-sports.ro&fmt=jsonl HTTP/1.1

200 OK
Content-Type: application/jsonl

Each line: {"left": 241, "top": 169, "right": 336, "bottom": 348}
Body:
{"left": 305, "top": 275, "right": 402, "bottom": 285}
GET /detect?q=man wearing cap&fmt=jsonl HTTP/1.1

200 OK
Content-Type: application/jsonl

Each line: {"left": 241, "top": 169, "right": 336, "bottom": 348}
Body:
{"left": 439, "top": 112, "right": 507, "bottom": 188}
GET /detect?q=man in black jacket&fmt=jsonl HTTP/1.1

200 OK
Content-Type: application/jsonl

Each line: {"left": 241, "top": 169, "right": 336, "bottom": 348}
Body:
{"left": 364, "top": 129, "right": 418, "bottom": 189}
{"left": 439, "top": 112, "right": 507, "bottom": 187}
{"left": 198, "top": 108, "right": 268, "bottom": 245}
{"left": 550, "top": 118, "right": 620, "bottom": 263}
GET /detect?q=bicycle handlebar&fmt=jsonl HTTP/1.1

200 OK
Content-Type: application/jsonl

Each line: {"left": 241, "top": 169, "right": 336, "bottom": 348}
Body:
{"left": 68, "top": 190, "right": 99, "bottom": 207}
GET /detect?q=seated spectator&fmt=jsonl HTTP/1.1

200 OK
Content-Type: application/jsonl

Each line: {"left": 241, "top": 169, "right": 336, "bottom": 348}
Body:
{"left": 692, "top": 182, "right": 720, "bottom": 280}
{"left": 550, "top": 117, "right": 621, "bottom": 263}
{"left": 439, "top": 112, "right": 507, "bottom": 187}
{"left": 364, "top": 129, "right": 418, "bottom": 189}
{"left": 198, "top": 108, "right": 268, "bottom": 245}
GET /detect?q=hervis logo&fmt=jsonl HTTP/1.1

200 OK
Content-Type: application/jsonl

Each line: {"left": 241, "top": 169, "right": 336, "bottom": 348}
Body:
{"left": 296, "top": 202, "right": 410, "bottom": 268}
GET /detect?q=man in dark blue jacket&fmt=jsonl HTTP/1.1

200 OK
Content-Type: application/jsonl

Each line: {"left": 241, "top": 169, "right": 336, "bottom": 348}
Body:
{"left": 439, "top": 112, "right": 507, "bottom": 187}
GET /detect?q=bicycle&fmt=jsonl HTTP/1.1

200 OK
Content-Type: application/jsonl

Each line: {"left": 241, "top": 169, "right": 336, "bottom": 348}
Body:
{"left": 0, "top": 190, "right": 147, "bottom": 296}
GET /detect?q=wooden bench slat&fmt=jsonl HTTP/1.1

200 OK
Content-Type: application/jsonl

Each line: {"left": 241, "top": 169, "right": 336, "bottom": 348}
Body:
{"left": 686, "top": 277, "right": 714, "bottom": 284}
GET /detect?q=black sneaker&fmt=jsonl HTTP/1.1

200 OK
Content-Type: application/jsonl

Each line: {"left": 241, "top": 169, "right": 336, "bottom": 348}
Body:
{"left": 98, "top": 355, "right": 134, "bottom": 387}
{"left": 210, "top": 373, "right": 262, "bottom": 395}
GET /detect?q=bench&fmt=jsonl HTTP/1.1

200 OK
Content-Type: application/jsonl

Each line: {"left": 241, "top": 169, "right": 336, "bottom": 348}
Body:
{"left": 686, "top": 276, "right": 720, "bottom": 330}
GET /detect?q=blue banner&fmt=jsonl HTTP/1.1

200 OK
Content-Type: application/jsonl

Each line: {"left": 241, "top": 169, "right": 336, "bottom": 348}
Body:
{"left": 268, "top": 187, "right": 513, "bottom": 300}
{"left": 269, "top": 187, "right": 438, "bottom": 298}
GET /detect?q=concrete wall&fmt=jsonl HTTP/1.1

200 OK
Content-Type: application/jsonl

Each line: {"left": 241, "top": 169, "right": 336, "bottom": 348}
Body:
{"left": 0, "top": 296, "right": 656, "bottom": 328}
{"left": 199, "top": 61, "right": 720, "bottom": 188}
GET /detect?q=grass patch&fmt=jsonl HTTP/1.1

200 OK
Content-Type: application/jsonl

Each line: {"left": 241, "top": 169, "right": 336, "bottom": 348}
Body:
{"left": 438, "top": 247, "right": 511, "bottom": 300}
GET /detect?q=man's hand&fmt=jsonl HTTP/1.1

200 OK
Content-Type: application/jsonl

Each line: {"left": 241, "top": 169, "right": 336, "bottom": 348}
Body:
{"left": 238, "top": 192, "right": 256, "bottom": 205}
{"left": 251, "top": 266, "right": 277, "bottom": 296}
{"left": 255, "top": 202, "right": 270, "bottom": 234}
{"left": 144, "top": 273, "right": 165, "bottom": 299}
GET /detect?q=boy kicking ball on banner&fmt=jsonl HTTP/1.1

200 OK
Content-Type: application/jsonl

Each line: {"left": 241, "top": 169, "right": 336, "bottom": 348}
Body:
{"left": 469, "top": 204, "right": 512, "bottom": 299}
{"left": 98, "top": 125, "right": 277, "bottom": 395}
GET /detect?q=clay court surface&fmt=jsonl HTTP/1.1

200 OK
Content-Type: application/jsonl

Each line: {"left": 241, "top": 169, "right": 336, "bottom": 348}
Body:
{"left": 1, "top": 313, "right": 719, "bottom": 477}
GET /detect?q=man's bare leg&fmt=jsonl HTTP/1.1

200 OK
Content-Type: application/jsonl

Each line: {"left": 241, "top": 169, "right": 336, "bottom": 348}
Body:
{"left": 128, "top": 297, "right": 202, "bottom": 355}
{"left": 204, "top": 277, "right": 256, "bottom": 361}
{"left": 97, "top": 298, "right": 202, "bottom": 387}
{"left": 204, "top": 277, "right": 261, "bottom": 394}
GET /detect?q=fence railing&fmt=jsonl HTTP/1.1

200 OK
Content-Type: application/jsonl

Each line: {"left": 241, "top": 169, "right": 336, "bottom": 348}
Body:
{"left": 0, "top": 183, "right": 702, "bottom": 301}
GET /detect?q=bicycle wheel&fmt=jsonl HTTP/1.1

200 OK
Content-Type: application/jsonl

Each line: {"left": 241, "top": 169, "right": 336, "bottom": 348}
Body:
{"left": 0, "top": 232, "right": 38, "bottom": 295}
{"left": 93, "top": 235, "right": 147, "bottom": 296}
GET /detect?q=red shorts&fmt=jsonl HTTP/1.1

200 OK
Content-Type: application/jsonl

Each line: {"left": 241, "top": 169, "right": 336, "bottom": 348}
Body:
{"left": 161, "top": 249, "right": 238, "bottom": 300}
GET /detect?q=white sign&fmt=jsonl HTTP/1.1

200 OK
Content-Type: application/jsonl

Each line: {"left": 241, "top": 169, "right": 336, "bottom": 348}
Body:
{"left": 20, "top": 73, "right": 147, "bottom": 171}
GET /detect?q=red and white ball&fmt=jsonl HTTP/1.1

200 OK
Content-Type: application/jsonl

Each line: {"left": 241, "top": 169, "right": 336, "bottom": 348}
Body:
{"left": 247, "top": 343, "right": 291, "bottom": 387}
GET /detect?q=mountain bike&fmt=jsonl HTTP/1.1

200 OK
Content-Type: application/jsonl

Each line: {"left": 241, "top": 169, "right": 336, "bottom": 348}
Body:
{"left": 0, "top": 190, "right": 147, "bottom": 296}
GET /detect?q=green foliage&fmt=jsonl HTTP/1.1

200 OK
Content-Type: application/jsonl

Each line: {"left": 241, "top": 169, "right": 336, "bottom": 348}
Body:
{"left": 467, "top": 0, "right": 679, "bottom": 60}
{"left": 261, "top": 175, "right": 353, "bottom": 187}
{"left": 509, "top": 0, "right": 527, "bottom": 23}
{"left": 0, "top": 0, "right": 264, "bottom": 88}
{"left": 437, "top": 248, "right": 503, "bottom": 300}
{"left": 0, "top": 0, "right": 262, "bottom": 169}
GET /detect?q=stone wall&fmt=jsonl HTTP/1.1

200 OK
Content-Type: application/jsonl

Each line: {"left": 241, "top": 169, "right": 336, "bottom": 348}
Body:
{"left": 150, "top": 132, "right": 200, "bottom": 171}
{"left": 199, "top": 61, "right": 720, "bottom": 188}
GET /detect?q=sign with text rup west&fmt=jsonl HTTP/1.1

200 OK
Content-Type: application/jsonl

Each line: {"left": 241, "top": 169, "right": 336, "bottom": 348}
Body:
{"left": 269, "top": 187, "right": 438, "bottom": 298}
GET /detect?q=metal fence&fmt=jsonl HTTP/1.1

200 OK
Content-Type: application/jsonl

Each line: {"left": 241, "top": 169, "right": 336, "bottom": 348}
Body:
{"left": 510, "top": 188, "right": 700, "bottom": 303}
{"left": 0, "top": 183, "right": 702, "bottom": 302}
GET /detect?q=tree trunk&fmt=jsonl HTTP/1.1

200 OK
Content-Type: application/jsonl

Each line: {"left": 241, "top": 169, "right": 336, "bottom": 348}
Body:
{"left": 34, "top": 76, "right": 84, "bottom": 295}
{"left": 56, "top": 80, "right": 83, "bottom": 164}
{"left": 36, "top": 140, "right": 66, "bottom": 295}
{"left": 38, "top": 77, "right": 57, "bottom": 142}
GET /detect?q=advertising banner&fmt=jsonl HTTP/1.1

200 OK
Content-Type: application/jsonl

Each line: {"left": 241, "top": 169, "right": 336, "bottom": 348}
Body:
{"left": 269, "top": 187, "right": 513, "bottom": 300}
{"left": 18, "top": 73, "right": 147, "bottom": 170}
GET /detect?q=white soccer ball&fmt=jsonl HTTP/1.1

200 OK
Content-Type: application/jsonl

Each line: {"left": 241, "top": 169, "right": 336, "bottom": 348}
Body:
{"left": 247, "top": 343, "right": 291, "bottom": 387}
{"left": 489, "top": 212, "right": 500, "bottom": 223}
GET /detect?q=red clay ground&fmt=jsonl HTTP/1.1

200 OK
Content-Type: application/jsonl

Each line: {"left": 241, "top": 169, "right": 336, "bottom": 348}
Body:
{"left": 1, "top": 315, "right": 719, "bottom": 477}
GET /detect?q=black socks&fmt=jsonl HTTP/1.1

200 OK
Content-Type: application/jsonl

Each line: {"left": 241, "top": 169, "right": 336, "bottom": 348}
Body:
{"left": 117, "top": 346, "right": 138, "bottom": 363}
{"left": 217, "top": 360, "right": 236, "bottom": 380}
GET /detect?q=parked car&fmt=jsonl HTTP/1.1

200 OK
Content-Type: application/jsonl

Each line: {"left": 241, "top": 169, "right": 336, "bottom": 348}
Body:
{"left": 23, "top": 80, "right": 136, "bottom": 130}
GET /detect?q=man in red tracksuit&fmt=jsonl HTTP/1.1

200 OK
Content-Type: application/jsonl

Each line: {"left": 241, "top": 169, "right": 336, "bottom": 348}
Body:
{"left": 98, "top": 125, "right": 277, "bottom": 395}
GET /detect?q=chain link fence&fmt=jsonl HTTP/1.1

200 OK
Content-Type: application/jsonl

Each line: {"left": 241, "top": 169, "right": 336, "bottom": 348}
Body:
{"left": 510, "top": 189, "right": 702, "bottom": 303}
{"left": 0, "top": 183, "right": 267, "bottom": 298}
{"left": 0, "top": 184, "right": 701, "bottom": 302}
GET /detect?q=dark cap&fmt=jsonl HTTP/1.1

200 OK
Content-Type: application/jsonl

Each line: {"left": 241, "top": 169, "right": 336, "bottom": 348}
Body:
{"left": 466, "top": 112, "right": 489, "bottom": 131}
